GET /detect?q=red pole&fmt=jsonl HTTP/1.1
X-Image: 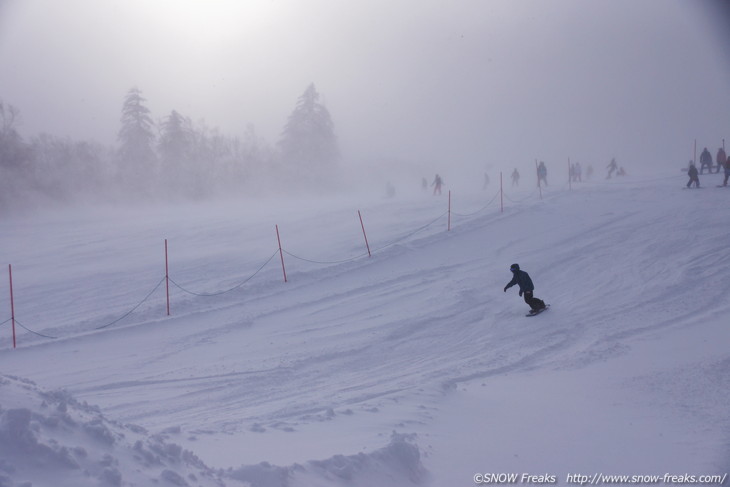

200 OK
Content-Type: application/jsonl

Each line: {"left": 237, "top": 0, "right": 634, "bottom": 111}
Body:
{"left": 276, "top": 225, "right": 288, "bottom": 282}
{"left": 500, "top": 171, "right": 504, "bottom": 213}
{"left": 8, "top": 265, "right": 16, "bottom": 349}
{"left": 694, "top": 139, "right": 697, "bottom": 165}
{"left": 358, "top": 210, "right": 371, "bottom": 257}
{"left": 448, "top": 190, "right": 451, "bottom": 231}
{"left": 165, "top": 239, "right": 170, "bottom": 316}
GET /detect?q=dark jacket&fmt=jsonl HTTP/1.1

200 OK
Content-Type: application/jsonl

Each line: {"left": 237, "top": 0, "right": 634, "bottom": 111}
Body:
{"left": 700, "top": 149, "right": 712, "bottom": 165}
{"left": 505, "top": 270, "right": 534, "bottom": 293}
{"left": 688, "top": 164, "right": 698, "bottom": 178}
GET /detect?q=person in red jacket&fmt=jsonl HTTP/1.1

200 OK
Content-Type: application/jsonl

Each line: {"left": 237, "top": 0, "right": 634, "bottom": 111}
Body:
{"left": 716, "top": 147, "right": 726, "bottom": 175}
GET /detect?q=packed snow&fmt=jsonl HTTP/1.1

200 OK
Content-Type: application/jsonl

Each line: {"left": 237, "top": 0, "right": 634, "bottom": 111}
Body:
{"left": 1, "top": 169, "right": 729, "bottom": 486}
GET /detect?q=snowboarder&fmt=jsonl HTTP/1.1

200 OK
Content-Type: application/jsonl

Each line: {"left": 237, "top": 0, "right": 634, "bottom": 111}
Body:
{"left": 431, "top": 174, "right": 443, "bottom": 195}
{"left": 686, "top": 161, "right": 700, "bottom": 188}
{"left": 723, "top": 156, "right": 730, "bottom": 186}
{"left": 606, "top": 158, "right": 618, "bottom": 179}
{"left": 716, "top": 147, "right": 726, "bottom": 175}
{"left": 503, "top": 263, "right": 546, "bottom": 314}
{"left": 537, "top": 161, "right": 548, "bottom": 186}
{"left": 699, "top": 147, "right": 712, "bottom": 174}
{"left": 511, "top": 168, "right": 520, "bottom": 186}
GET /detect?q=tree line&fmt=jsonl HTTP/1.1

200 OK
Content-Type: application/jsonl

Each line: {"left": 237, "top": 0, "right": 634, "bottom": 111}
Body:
{"left": 0, "top": 83, "right": 339, "bottom": 212}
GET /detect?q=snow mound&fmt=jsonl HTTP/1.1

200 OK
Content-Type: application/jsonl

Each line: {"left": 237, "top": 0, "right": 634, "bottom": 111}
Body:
{"left": 0, "top": 374, "right": 226, "bottom": 487}
{"left": 227, "top": 432, "right": 426, "bottom": 487}
{"left": 0, "top": 375, "right": 427, "bottom": 487}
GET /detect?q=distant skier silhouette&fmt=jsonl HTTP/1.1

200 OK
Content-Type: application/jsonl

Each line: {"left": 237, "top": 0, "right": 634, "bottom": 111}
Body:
{"left": 606, "top": 158, "right": 618, "bottom": 179}
{"left": 699, "top": 147, "right": 712, "bottom": 174}
{"left": 686, "top": 161, "right": 700, "bottom": 188}
{"left": 537, "top": 161, "right": 548, "bottom": 186}
{"left": 431, "top": 174, "right": 443, "bottom": 195}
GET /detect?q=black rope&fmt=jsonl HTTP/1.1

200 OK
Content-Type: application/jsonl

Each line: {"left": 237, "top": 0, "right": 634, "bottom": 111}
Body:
{"left": 14, "top": 319, "right": 58, "bottom": 339}
{"left": 371, "top": 210, "right": 449, "bottom": 253}
{"left": 451, "top": 189, "right": 501, "bottom": 217}
{"left": 169, "top": 249, "right": 279, "bottom": 296}
{"left": 0, "top": 317, "right": 10, "bottom": 327}
{"left": 95, "top": 276, "right": 167, "bottom": 330}
{"left": 282, "top": 248, "right": 370, "bottom": 265}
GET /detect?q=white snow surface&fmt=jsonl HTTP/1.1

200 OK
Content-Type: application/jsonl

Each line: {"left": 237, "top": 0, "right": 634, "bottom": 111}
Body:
{"left": 1, "top": 172, "right": 729, "bottom": 486}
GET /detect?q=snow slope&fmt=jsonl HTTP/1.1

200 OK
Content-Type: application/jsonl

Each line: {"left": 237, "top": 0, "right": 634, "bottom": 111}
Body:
{"left": 1, "top": 171, "right": 729, "bottom": 486}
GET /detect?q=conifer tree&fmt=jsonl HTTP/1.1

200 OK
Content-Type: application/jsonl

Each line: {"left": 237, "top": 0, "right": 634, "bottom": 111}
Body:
{"left": 0, "top": 100, "right": 28, "bottom": 169}
{"left": 278, "top": 83, "right": 339, "bottom": 185}
{"left": 117, "top": 87, "right": 156, "bottom": 189}
{"left": 158, "top": 110, "right": 191, "bottom": 164}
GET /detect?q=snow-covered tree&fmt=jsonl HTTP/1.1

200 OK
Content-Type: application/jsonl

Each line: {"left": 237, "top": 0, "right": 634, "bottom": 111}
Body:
{"left": 0, "top": 100, "right": 31, "bottom": 211}
{"left": 158, "top": 110, "right": 192, "bottom": 164}
{"left": 0, "top": 100, "right": 28, "bottom": 169}
{"left": 117, "top": 87, "right": 156, "bottom": 189}
{"left": 277, "top": 83, "right": 339, "bottom": 186}
{"left": 29, "top": 134, "right": 111, "bottom": 201}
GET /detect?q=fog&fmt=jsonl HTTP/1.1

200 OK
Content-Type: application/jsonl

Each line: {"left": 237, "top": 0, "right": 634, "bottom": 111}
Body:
{"left": 1, "top": 0, "right": 729, "bottom": 205}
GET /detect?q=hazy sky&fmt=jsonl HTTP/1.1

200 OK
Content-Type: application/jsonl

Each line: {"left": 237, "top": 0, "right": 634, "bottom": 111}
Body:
{"left": 1, "top": 0, "right": 729, "bottom": 173}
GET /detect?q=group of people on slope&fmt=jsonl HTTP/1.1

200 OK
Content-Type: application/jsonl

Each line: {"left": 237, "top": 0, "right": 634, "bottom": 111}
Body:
{"left": 420, "top": 174, "right": 445, "bottom": 195}
{"left": 508, "top": 161, "right": 550, "bottom": 187}
{"left": 508, "top": 159, "right": 623, "bottom": 187}
{"left": 431, "top": 156, "right": 631, "bottom": 196}
{"left": 605, "top": 158, "right": 627, "bottom": 179}
{"left": 513, "top": 161, "right": 549, "bottom": 187}
{"left": 687, "top": 146, "right": 730, "bottom": 188}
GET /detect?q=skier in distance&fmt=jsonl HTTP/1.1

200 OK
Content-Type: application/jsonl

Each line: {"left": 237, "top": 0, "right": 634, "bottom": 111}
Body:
{"left": 686, "top": 161, "right": 700, "bottom": 188}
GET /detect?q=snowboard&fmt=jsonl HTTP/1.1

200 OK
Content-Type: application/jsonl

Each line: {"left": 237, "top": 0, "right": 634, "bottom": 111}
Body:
{"left": 526, "top": 304, "right": 550, "bottom": 317}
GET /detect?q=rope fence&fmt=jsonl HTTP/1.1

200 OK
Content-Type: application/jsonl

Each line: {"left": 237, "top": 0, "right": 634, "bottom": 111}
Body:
{"left": 370, "top": 210, "right": 449, "bottom": 253}
{"left": 451, "top": 189, "right": 501, "bottom": 217}
{"left": 1, "top": 170, "right": 689, "bottom": 349}
{"left": 169, "top": 249, "right": 280, "bottom": 297}
{"left": 94, "top": 276, "right": 168, "bottom": 330}
{"left": 13, "top": 319, "right": 58, "bottom": 340}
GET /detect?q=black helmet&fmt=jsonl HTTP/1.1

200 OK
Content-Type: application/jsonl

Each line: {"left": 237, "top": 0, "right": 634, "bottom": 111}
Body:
{"left": 510, "top": 263, "right": 520, "bottom": 272}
